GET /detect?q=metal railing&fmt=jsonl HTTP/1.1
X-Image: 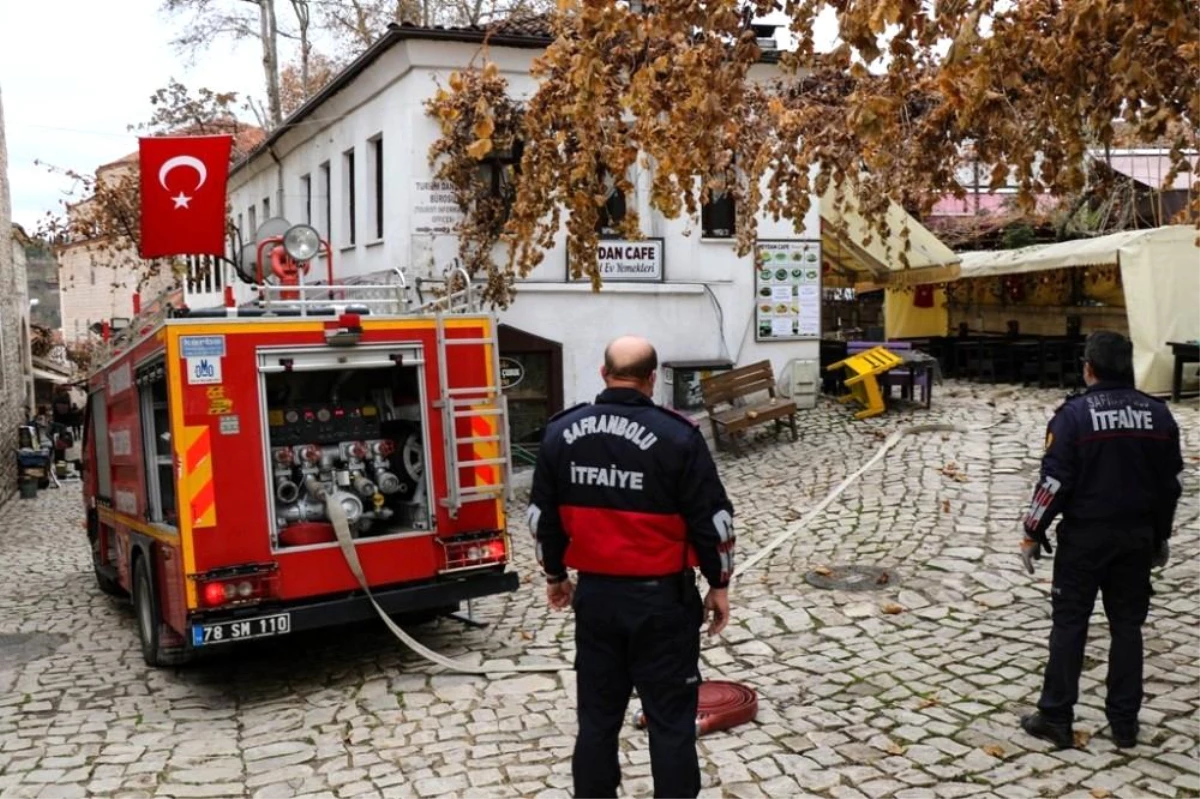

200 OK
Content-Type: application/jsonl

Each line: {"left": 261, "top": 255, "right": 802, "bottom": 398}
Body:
{"left": 258, "top": 265, "right": 479, "bottom": 317}
{"left": 90, "top": 265, "right": 481, "bottom": 370}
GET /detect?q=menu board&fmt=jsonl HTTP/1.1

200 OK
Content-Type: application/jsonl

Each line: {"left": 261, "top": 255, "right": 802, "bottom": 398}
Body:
{"left": 754, "top": 240, "right": 822, "bottom": 341}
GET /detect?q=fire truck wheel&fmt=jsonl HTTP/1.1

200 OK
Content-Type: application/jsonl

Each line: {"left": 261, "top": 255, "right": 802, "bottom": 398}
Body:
{"left": 132, "top": 556, "right": 191, "bottom": 667}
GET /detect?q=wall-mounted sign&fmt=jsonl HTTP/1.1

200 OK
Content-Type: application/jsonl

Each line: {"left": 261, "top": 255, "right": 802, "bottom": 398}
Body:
{"left": 569, "top": 238, "right": 664, "bottom": 282}
{"left": 754, "top": 240, "right": 822, "bottom": 341}
{"left": 412, "top": 180, "right": 465, "bottom": 234}
{"left": 499, "top": 357, "right": 525, "bottom": 390}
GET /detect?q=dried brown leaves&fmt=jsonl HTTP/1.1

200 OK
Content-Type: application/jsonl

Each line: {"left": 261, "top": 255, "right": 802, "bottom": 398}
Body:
{"left": 425, "top": 61, "right": 525, "bottom": 307}
{"left": 499, "top": 0, "right": 1197, "bottom": 283}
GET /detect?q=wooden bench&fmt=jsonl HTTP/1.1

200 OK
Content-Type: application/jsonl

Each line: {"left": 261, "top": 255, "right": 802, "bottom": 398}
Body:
{"left": 700, "top": 360, "right": 798, "bottom": 455}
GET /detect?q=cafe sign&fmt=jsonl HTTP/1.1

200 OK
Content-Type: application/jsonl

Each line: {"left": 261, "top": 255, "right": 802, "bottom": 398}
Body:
{"left": 499, "top": 357, "right": 525, "bottom": 390}
{"left": 569, "top": 238, "right": 664, "bottom": 282}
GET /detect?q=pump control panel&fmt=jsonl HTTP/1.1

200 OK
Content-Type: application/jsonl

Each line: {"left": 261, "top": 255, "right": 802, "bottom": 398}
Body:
{"left": 267, "top": 402, "right": 381, "bottom": 445}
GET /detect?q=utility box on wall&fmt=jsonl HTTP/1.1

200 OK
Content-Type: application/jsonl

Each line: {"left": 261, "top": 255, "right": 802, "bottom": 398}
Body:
{"left": 661, "top": 359, "right": 735, "bottom": 411}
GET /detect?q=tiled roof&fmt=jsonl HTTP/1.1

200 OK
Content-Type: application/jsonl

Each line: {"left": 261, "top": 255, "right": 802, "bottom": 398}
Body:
{"left": 390, "top": 12, "right": 556, "bottom": 42}
{"left": 100, "top": 122, "right": 266, "bottom": 172}
{"left": 482, "top": 12, "right": 555, "bottom": 38}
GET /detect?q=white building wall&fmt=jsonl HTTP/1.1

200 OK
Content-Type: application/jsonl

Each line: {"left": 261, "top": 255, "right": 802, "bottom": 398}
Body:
{"left": 224, "top": 39, "right": 821, "bottom": 407}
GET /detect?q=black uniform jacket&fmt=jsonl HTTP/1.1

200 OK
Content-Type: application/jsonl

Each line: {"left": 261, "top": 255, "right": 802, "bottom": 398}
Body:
{"left": 1024, "top": 381, "right": 1183, "bottom": 546}
{"left": 529, "top": 387, "right": 736, "bottom": 588}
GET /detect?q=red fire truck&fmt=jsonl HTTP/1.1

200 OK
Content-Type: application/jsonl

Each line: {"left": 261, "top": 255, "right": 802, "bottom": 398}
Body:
{"left": 82, "top": 223, "right": 518, "bottom": 665}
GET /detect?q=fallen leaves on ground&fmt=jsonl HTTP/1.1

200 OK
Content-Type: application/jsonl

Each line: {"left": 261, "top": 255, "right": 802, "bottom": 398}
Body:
{"left": 917, "top": 693, "right": 940, "bottom": 709}
{"left": 881, "top": 602, "right": 904, "bottom": 615}
{"left": 941, "top": 499, "right": 952, "bottom": 513}
{"left": 982, "top": 744, "right": 1006, "bottom": 758}
{"left": 1090, "top": 789, "right": 1110, "bottom": 799}
{"left": 520, "top": 630, "right": 534, "bottom": 641}
{"left": 884, "top": 739, "right": 906, "bottom": 755}
{"left": 812, "top": 565, "right": 833, "bottom": 577}
{"left": 1075, "top": 730, "right": 1092, "bottom": 748}
{"left": 876, "top": 571, "right": 891, "bottom": 585}
{"left": 940, "top": 462, "right": 971, "bottom": 482}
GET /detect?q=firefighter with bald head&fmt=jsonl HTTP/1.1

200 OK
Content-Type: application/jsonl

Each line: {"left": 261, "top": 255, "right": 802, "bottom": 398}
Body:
{"left": 1019, "top": 331, "right": 1183, "bottom": 750}
{"left": 529, "top": 335, "right": 735, "bottom": 799}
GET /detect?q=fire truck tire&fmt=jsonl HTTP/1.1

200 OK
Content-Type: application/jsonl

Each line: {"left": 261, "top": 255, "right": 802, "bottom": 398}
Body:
{"left": 132, "top": 556, "right": 191, "bottom": 667}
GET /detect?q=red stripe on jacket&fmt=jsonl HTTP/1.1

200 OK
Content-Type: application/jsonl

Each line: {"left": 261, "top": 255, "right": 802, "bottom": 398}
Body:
{"left": 559, "top": 505, "right": 699, "bottom": 576}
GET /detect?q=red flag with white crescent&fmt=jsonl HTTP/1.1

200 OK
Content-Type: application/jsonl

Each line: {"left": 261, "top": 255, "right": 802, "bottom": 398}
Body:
{"left": 138, "top": 135, "right": 233, "bottom": 259}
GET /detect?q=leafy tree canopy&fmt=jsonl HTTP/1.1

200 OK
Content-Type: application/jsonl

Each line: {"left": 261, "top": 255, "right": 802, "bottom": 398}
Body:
{"left": 487, "top": 0, "right": 1197, "bottom": 294}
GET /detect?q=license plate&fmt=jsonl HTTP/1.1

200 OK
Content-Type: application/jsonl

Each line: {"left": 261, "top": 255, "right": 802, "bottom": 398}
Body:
{"left": 192, "top": 613, "right": 291, "bottom": 647}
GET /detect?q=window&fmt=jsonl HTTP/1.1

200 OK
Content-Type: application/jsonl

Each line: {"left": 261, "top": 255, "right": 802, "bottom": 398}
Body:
{"left": 300, "top": 174, "right": 312, "bottom": 225}
{"left": 596, "top": 168, "right": 626, "bottom": 236}
{"left": 139, "top": 362, "right": 177, "bottom": 527}
{"left": 366, "top": 136, "right": 384, "bottom": 240}
{"left": 248, "top": 205, "right": 258, "bottom": 239}
{"left": 262, "top": 197, "right": 271, "bottom": 221}
{"left": 186, "top": 254, "right": 222, "bottom": 294}
{"left": 478, "top": 140, "right": 523, "bottom": 232}
{"left": 318, "top": 162, "right": 332, "bottom": 241}
{"left": 342, "top": 148, "right": 357, "bottom": 246}
{"left": 701, "top": 181, "right": 736, "bottom": 239}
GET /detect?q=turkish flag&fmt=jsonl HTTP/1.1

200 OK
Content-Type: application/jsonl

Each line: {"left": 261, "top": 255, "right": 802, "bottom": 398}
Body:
{"left": 138, "top": 135, "right": 233, "bottom": 259}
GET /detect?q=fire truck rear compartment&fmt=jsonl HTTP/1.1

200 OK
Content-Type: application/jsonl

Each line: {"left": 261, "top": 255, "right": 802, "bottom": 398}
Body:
{"left": 264, "top": 362, "right": 430, "bottom": 548}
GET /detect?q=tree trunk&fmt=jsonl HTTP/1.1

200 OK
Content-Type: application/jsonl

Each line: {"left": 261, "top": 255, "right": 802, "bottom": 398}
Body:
{"left": 259, "top": 0, "right": 283, "bottom": 128}
{"left": 291, "top": 0, "right": 312, "bottom": 101}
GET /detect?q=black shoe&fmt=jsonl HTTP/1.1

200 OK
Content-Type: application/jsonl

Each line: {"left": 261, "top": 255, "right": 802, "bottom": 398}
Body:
{"left": 1111, "top": 722, "right": 1139, "bottom": 749}
{"left": 1021, "top": 712, "right": 1075, "bottom": 749}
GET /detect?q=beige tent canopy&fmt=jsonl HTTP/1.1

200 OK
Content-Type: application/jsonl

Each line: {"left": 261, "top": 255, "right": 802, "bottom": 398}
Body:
{"left": 819, "top": 185, "right": 961, "bottom": 284}
{"left": 946, "top": 226, "right": 1198, "bottom": 393}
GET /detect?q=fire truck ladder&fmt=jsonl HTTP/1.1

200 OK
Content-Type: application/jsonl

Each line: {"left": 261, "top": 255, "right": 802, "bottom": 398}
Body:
{"left": 431, "top": 273, "right": 513, "bottom": 519}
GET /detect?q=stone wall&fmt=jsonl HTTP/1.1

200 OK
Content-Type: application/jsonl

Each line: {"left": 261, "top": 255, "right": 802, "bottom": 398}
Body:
{"left": 22, "top": 236, "right": 61, "bottom": 330}
{"left": 0, "top": 87, "right": 30, "bottom": 501}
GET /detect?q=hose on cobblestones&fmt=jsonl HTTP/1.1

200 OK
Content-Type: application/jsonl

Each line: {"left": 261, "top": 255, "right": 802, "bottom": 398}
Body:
{"left": 325, "top": 491, "right": 569, "bottom": 674}
{"left": 327, "top": 413, "right": 1010, "bottom": 674}
{"left": 733, "top": 416, "right": 1009, "bottom": 580}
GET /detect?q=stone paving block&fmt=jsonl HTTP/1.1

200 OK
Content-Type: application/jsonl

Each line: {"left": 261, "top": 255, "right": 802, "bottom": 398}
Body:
{"left": 0, "top": 386, "right": 1195, "bottom": 798}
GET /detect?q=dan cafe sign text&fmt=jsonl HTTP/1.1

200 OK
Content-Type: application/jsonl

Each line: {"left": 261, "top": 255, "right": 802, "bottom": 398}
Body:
{"left": 569, "top": 238, "right": 664, "bottom": 282}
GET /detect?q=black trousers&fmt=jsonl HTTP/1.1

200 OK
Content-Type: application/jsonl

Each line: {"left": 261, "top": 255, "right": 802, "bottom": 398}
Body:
{"left": 1037, "top": 525, "right": 1154, "bottom": 728}
{"left": 573, "top": 573, "right": 704, "bottom": 799}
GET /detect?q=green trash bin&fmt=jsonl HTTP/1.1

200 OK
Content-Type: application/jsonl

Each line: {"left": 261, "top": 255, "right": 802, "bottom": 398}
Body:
{"left": 18, "top": 476, "right": 38, "bottom": 500}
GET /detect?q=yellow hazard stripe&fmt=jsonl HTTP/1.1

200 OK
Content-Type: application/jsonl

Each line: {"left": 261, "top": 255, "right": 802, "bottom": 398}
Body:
{"left": 471, "top": 414, "right": 499, "bottom": 488}
{"left": 181, "top": 425, "right": 217, "bottom": 528}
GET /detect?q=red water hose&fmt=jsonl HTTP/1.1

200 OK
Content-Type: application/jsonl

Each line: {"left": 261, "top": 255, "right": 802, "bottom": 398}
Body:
{"left": 634, "top": 680, "right": 759, "bottom": 736}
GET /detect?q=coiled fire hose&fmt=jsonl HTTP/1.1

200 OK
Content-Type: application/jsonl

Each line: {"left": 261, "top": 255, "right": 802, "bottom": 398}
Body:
{"left": 634, "top": 680, "right": 760, "bottom": 736}
{"left": 327, "top": 414, "right": 1010, "bottom": 688}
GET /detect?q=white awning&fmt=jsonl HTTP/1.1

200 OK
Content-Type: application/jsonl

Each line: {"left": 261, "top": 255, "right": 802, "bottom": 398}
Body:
{"left": 957, "top": 228, "right": 1169, "bottom": 278}
{"left": 952, "top": 226, "right": 1199, "bottom": 394}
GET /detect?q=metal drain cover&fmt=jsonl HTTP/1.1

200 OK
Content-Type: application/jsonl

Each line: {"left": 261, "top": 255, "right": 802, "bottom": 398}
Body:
{"left": 0, "top": 632, "right": 69, "bottom": 671}
{"left": 804, "top": 565, "right": 896, "bottom": 591}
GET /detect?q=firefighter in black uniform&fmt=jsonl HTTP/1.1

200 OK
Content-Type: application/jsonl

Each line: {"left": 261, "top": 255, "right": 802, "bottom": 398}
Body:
{"left": 529, "top": 336, "right": 735, "bottom": 799}
{"left": 1019, "top": 331, "right": 1183, "bottom": 750}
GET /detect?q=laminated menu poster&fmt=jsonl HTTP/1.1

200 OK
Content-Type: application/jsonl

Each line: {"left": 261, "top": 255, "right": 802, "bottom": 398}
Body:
{"left": 754, "top": 240, "right": 822, "bottom": 341}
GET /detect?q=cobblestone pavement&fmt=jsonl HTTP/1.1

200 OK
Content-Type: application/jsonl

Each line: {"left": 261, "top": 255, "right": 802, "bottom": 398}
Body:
{"left": 0, "top": 383, "right": 1196, "bottom": 799}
